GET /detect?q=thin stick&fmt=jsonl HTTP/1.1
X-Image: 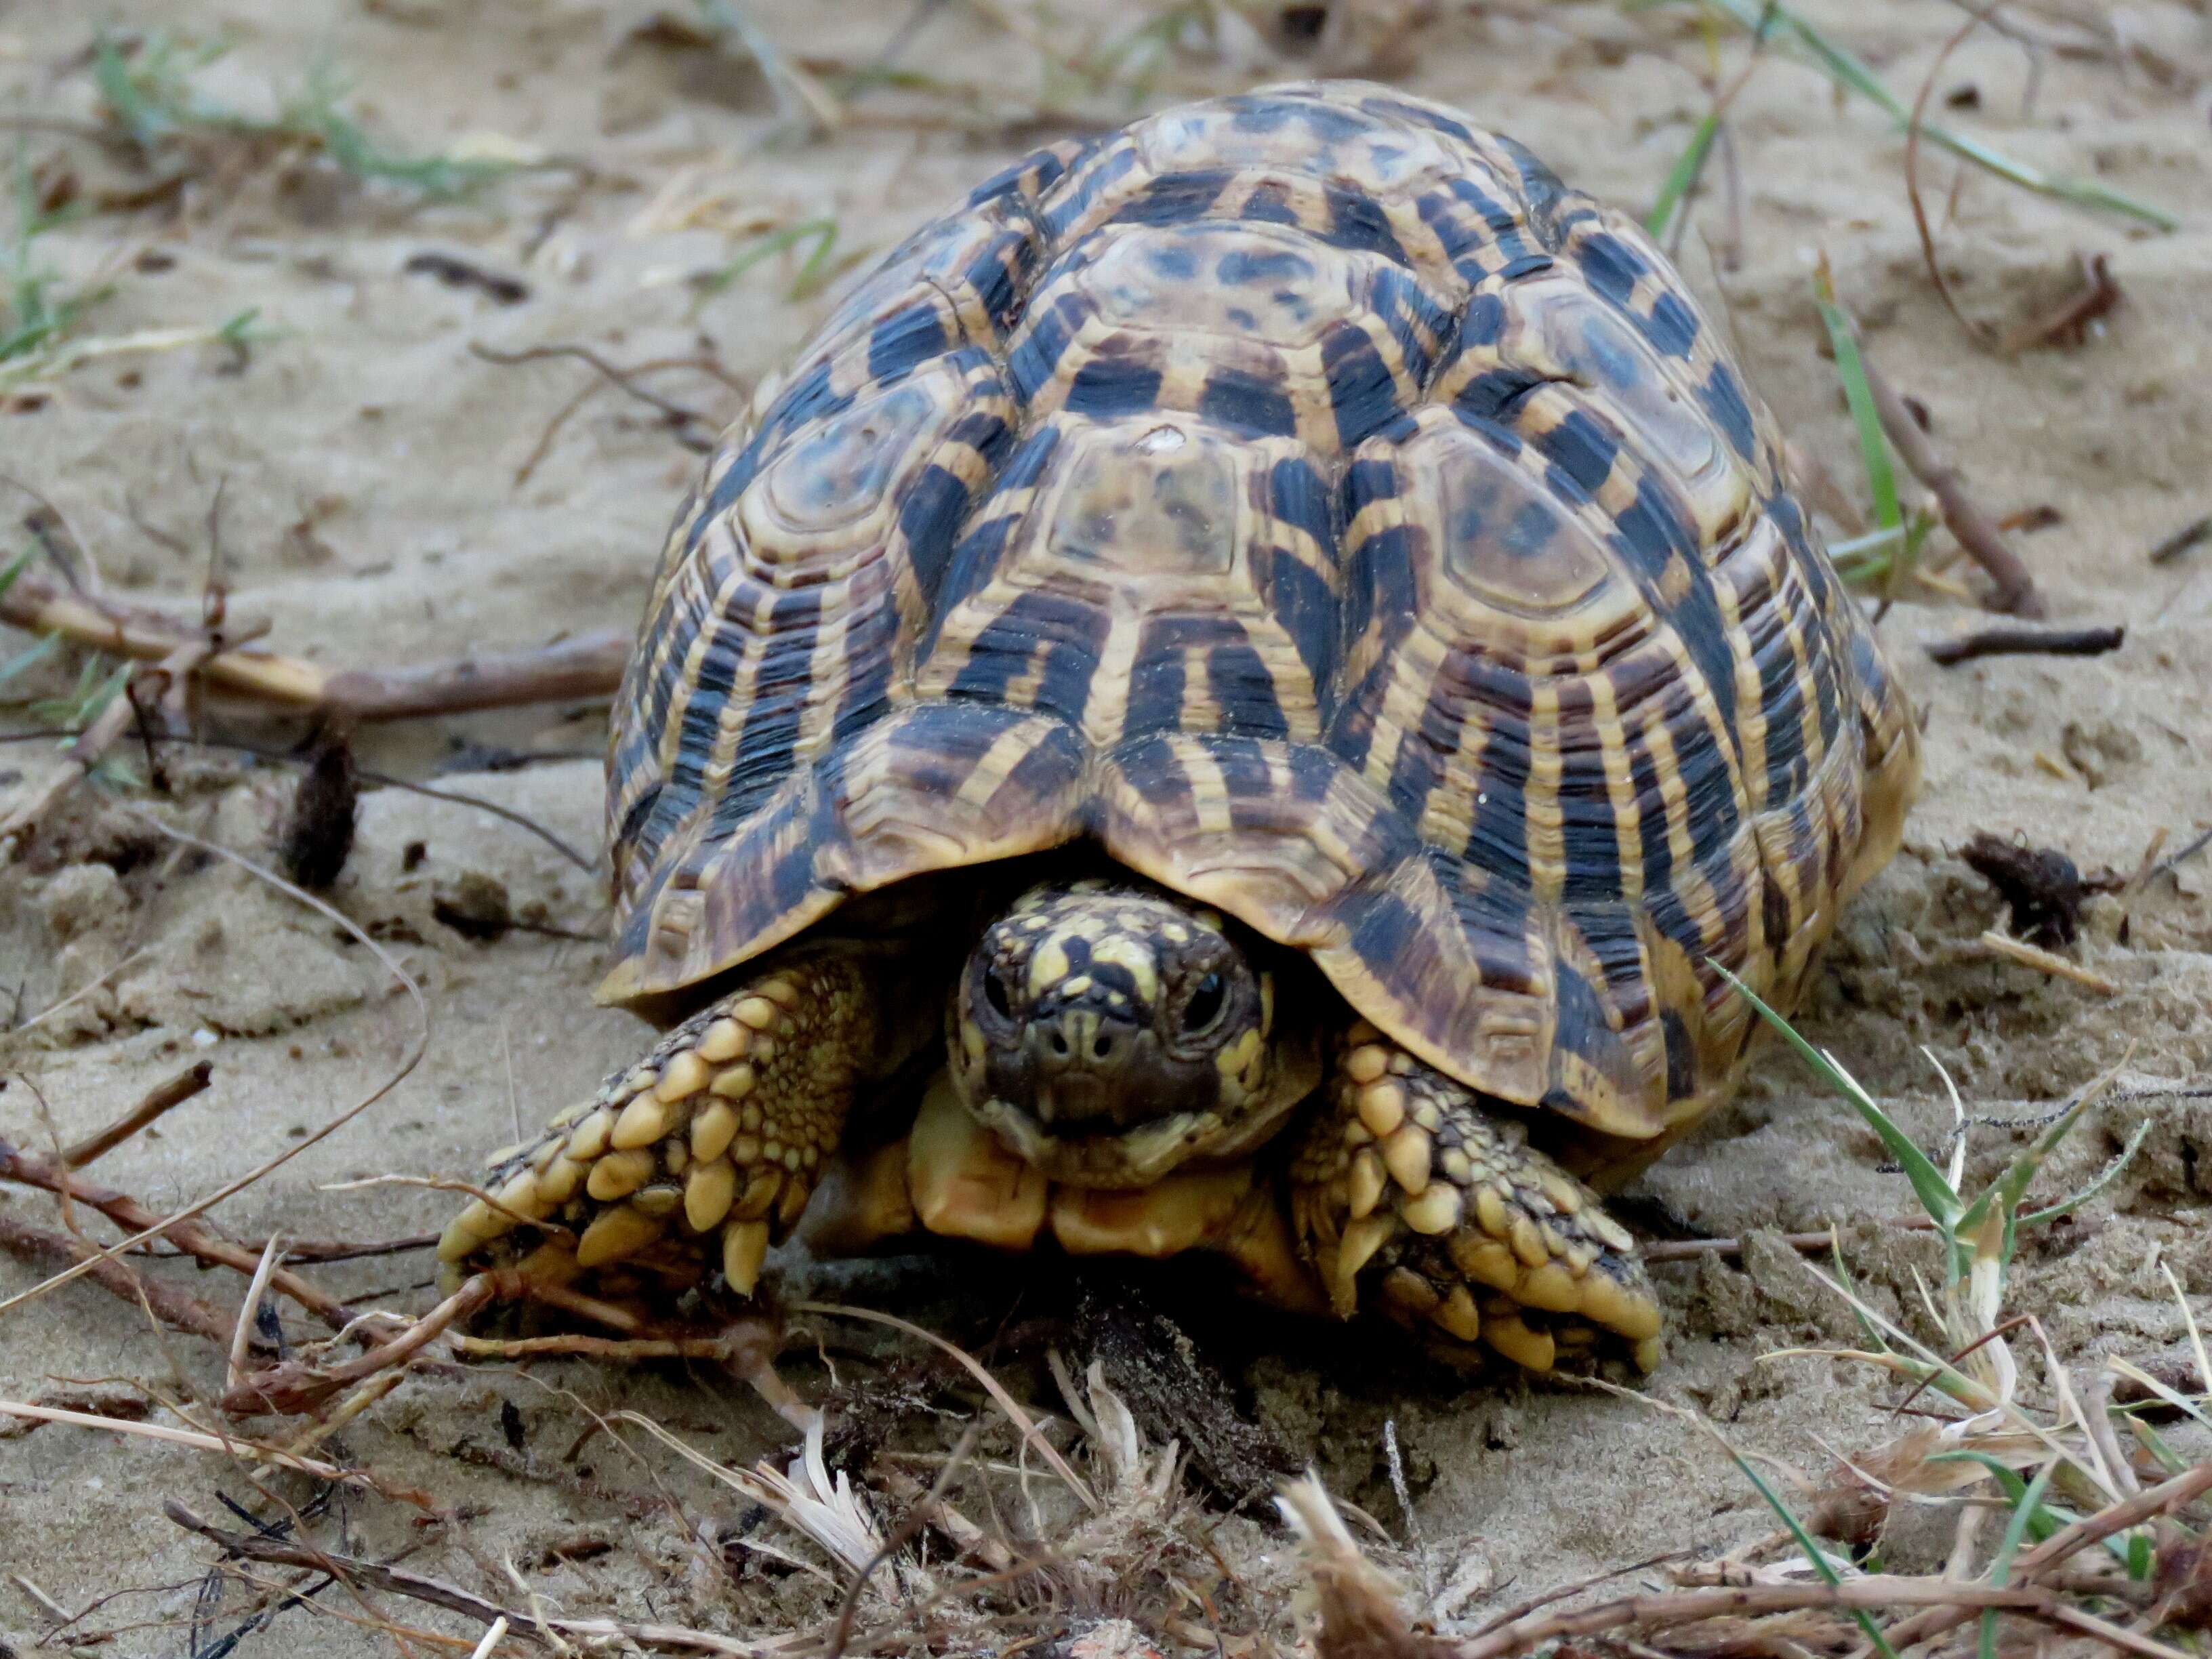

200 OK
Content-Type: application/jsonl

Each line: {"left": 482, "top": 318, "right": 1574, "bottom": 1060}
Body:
{"left": 1852, "top": 346, "right": 2044, "bottom": 617}
{"left": 0, "top": 1404, "right": 436, "bottom": 1505}
{"left": 166, "top": 1502, "right": 798, "bottom": 1656}
{"left": 1927, "top": 624, "right": 2123, "bottom": 666}
{"left": 0, "top": 633, "right": 218, "bottom": 851}
{"left": 1465, "top": 1550, "right": 1697, "bottom": 1637}
{"left": 1879, "top": 1460, "right": 2212, "bottom": 1651}
{"left": 2148, "top": 516, "right": 2210, "bottom": 566}
{"left": 1643, "top": 1216, "right": 1936, "bottom": 1264}
{"left": 232, "top": 1233, "right": 438, "bottom": 1264}
{"left": 1906, "top": 4, "right": 2006, "bottom": 349}
{"left": 826, "top": 1422, "right": 980, "bottom": 1659}
{"left": 58, "top": 1059, "right": 213, "bottom": 1169}
{"left": 224, "top": 1273, "right": 496, "bottom": 1417}
{"left": 1, "top": 569, "right": 627, "bottom": 720}
{"left": 0, "top": 1210, "right": 234, "bottom": 1345}
{"left": 0, "top": 1134, "right": 354, "bottom": 1333}
{"left": 1976, "top": 930, "right": 2121, "bottom": 994}
{"left": 1450, "top": 1574, "right": 2048, "bottom": 1659}
{"left": 2000, "top": 252, "right": 2123, "bottom": 354}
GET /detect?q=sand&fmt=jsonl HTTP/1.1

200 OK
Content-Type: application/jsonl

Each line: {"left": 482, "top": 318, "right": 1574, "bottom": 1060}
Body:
{"left": 3, "top": 2, "right": 2210, "bottom": 1654}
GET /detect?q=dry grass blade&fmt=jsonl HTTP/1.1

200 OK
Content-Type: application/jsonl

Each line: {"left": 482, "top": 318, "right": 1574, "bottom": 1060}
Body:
{"left": 0, "top": 1403, "right": 434, "bottom": 1504}
{"left": 167, "top": 1502, "right": 804, "bottom": 1655}
{"left": 1279, "top": 1476, "right": 1431, "bottom": 1659}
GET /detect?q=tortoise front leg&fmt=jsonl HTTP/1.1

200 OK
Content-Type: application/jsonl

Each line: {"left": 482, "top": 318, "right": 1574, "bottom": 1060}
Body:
{"left": 1287, "top": 1023, "right": 1664, "bottom": 1374}
{"left": 438, "top": 951, "right": 879, "bottom": 1298}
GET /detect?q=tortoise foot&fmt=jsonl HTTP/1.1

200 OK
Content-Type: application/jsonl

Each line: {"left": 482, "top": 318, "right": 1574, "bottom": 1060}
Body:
{"left": 1290, "top": 1025, "right": 1664, "bottom": 1375}
{"left": 438, "top": 952, "right": 873, "bottom": 1298}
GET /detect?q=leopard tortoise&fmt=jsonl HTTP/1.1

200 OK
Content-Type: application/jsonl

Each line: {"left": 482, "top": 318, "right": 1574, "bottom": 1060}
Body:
{"left": 441, "top": 80, "right": 1920, "bottom": 1374}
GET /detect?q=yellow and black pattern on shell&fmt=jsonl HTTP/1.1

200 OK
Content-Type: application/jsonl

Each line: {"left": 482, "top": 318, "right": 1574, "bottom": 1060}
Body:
{"left": 600, "top": 81, "right": 1919, "bottom": 1143}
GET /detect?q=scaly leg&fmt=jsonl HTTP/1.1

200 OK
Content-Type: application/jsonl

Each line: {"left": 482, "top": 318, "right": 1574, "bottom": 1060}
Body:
{"left": 1287, "top": 1022, "right": 1664, "bottom": 1374}
{"left": 438, "top": 951, "right": 878, "bottom": 1300}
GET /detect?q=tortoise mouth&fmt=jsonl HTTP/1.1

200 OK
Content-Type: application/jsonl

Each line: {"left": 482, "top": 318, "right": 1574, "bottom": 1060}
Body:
{"left": 959, "top": 1090, "right": 1296, "bottom": 1189}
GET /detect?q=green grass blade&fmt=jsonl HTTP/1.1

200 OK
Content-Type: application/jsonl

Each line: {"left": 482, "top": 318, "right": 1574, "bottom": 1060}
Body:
{"left": 0, "top": 546, "right": 28, "bottom": 600}
{"left": 1681, "top": 0, "right": 2177, "bottom": 230}
{"left": 1727, "top": 1450, "right": 1898, "bottom": 1659}
{"left": 1931, "top": 1450, "right": 2139, "bottom": 1568}
{"left": 1646, "top": 110, "right": 1721, "bottom": 240}
{"left": 0, "top": 630, "right": 61, "bottom": 688}
{"left": 1814, "top": 267, "right": 1900, "bottom": 535}
{"left": 2020, "top": 1115, "right": 2150, "bottom": 1228}
{"left": 1981, "top": 1459, "right": 2057, "bottom": 1659}
{"left": 1713, "top": 962, "right": 1960, "bottom": 1229}
{"left": 698, "top": 219, "right": 841, "bottom": 300}
{"left": 54, "top": 659, "right": 134, "bottom": 743}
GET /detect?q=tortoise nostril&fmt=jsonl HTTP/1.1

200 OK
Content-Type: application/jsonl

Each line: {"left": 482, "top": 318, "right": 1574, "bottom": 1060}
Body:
{"left": 1050, "top": 1029, "right": 1069, "bottom": 1057}
{"left": 1092, "top": 1034, "right": 1113, "bottom": 1059}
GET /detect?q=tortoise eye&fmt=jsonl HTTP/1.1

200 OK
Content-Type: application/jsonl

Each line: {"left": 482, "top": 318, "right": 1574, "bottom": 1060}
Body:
{"left": 1185, "top": 972, "right": 1226, "bottom": 1035}
{"left": 983, "top": 964, "right": 1015, "bottom": 1021}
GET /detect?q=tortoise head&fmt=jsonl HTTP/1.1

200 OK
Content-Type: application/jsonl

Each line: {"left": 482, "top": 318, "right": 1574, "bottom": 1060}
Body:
{"left": 949, "top": 878, "right": 1319, "bottom": 1186}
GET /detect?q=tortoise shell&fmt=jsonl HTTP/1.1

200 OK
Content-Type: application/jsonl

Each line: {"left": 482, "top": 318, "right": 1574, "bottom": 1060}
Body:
{"left": 599, "top": 81, "right": 1919, "bottom": 1143}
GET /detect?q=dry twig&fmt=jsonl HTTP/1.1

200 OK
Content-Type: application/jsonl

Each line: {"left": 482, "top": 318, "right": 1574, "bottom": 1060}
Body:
{"left": 0, "top": 1132, "right": 354, "bottom": 1333}
{"left": 1927, "top": 623, "right": 2123, "bottom": 665}
{"left": 2, "top": 569, "right": 626, "bottom": 720}
{"left": 58, "top": 1059, "right": 213, "bottom": 1169}
{"left": 0, "top": 631, "right": 227, "bottom": 851}
{"left": 166, "top": 1502, "right": 798, "bottom": 1655}
{"left": 0, "top": 1210, "right": 234, "bottom": 1345}
{"left": 2002, "top": 251, "right": 2124, "bottom": 352}
{"left": 1853, "top": 346, "right": 2045, "bottom": 616}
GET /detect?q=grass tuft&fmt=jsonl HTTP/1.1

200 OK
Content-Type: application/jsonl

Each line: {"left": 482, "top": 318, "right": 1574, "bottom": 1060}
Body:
{"left": 1642, "top": 0, "right": 2177, "bottom": 230}
{"left": 92, "top": 30, "right": 520, "bottom": 201}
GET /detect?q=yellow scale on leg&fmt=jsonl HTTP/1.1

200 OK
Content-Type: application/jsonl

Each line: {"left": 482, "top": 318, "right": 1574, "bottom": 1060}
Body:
{"left": 1292, "top": 1023, "right": 1664, "bottom": 1375}
{"left": 438, "top": 964, "right": 861, "bottom": 1298}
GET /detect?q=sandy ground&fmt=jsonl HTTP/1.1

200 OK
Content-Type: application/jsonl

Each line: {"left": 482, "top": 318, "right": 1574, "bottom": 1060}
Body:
{"left": 3, "top": 1, "right": 2211, "bottom": 1654}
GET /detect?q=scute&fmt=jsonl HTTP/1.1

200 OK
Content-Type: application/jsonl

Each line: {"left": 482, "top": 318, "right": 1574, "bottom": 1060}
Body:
{"left": 604, "top": 79, "right": 1921, "bottom": 1147}
{"left": 1425, "top": 419, "right": 1619, "bottom": 617}
{"left": 748, "top": 378, "right": 949, "bottom": 551}
{"left": 1045, "top": 422, "right": 1240, "bottom": 579}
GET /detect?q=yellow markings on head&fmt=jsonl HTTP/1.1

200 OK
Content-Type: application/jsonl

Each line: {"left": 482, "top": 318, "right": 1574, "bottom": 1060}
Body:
{"left": 1061, "top": 973, "right": 1093, "bottom": 997}
{"left": 1212, "top": 1027, "right": 1264, "bottom": 1097}
{"left": 1086, "top": 935, "right": 1158, "bottom": 1003}
{"left": 1160, "top": 922, "right": 1189, "bottom": 944}
{"left": 959, "top": 1015, "right": 986, "bottom": 1065}
{"left": 1258, "top": 970, "right": 1274, "bottom": 1036}
{"left": 1028, "top": 937, "right": 1073, "bottom": 995}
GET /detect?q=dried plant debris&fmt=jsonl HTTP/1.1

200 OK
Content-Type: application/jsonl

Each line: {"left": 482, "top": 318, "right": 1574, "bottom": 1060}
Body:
{"left": 1961, "top": 831, "right": 2119, "bottom": 948}
{"left": 1066, "top": 1278, "right": 1300, "bottom": 1511}
{"left": 272, "top": 731, "right": 358, "bottom": 890}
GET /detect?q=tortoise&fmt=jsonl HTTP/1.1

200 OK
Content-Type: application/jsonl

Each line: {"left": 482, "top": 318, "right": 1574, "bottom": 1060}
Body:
{"left": 439, "top": 80, "right": 1920, "bottom": 1374}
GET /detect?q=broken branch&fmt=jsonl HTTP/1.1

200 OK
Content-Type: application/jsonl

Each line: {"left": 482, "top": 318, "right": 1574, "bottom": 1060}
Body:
{"left": 1927, "top": 623, "right": 2124, "bottom": 666}
{"left": 1854, "top": 346, "right": 2045, "bottom": 617}
{"left": 0, "top": 1132, "right": 354, "bottom": 1333}
{"left": 0, "top": 1210, "right": 234, "bottom": 1346}
{"left": 58, "top": 1059, "right": 213, "bottom": 1170}
{"left": 1, "top": 569, "right": 626, "bottom": 720}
